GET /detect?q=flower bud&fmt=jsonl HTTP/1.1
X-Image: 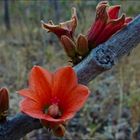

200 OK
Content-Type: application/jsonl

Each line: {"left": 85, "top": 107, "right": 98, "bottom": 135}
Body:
{"left": 95, "top": 14, "right": 125, "bottom": 46}
{"left": 76, "top": 34, "right": 89, "bottom": 56}
{"left": 53, "top": 124, "right": 66, "bottom": 137}
{"left": 108, "top": 5, "right": 121, "bottom": 19}
{"left": 88, "top": 1, "right": 109, "bottom": 47}
{"left": 61, "top": 35, "right": 76, "bottom": 58}
{"left": 0, "top": 87, "right": 9, "bottom": 121}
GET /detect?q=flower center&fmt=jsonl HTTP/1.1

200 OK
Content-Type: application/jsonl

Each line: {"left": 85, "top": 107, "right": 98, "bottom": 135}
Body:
{"left": 45, "top": 104, "right": 62, "bottom": 119}
{"left": 44, "top": 96, "right": 62, "bottom": 119}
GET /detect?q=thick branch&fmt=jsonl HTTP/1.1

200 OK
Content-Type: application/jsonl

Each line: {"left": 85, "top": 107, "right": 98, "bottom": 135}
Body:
{"left": 0, "top": 15, "right": 140, "bottom": 140}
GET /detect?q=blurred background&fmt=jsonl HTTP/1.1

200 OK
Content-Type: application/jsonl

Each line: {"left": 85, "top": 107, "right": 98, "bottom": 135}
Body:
{"left": 0, "top": 0, "right": 140, "bottom": 139}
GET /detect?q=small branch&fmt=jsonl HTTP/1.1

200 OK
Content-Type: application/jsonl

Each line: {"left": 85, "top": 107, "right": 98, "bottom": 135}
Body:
{"left": 0, "top": 15, "right": 140, "bottom": 140}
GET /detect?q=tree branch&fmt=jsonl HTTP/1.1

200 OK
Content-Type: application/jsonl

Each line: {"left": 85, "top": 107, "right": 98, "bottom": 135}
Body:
{"left": 0, "top": 15, "right": 140, "bottom": 140}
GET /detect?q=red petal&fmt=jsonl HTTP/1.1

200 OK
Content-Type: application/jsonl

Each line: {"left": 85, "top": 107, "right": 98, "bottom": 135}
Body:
{"left": 42, "top": 21, "right": 72, "bottom": 39}
{"left": 60, "top": 8, "right": 77, "bottom": 35}
{"left": 60, "top": 112, "right": 75, "bottom": 120}
{"left": 87, "top": 3, "right": 108, "bottom": 46}
{"left": 20, "top": 98, "right": 45, "bottom": 119}
{"left": 95, "top": 14, "right": 125, "bottom": 45}
{"left": 88, "top": 19, "right": 106, "bottom": 46}
{"left": 52, "top": 66, "right": 78, "bottom": 100}
{"left": 18, "top": 89, "right": 39, "bottom": 103}
{"left": 29, "top": 66, "right": 52, "bottom": 105}
{"left": 108, "top": 5, "right": 120, "bottom": 19}
{"left": 60, "top": 84, "right": 90, "bottom": 114}
{"left": 125, "top": 17, "right": 133, "bottom": 24}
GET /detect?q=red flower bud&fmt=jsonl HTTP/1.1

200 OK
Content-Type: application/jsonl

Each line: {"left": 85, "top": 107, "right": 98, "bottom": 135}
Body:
{"left": 87, "top": 1, "right": 109, "bottom": 47}
{"left": 41, "top": 7, "right": 78, "bottom": 40}
{"left": 0, "top": 87, "right": 9, "bottom": 121}
{"left": 87, "top": 1, "right": 132, "bottom": 48}
{"left": 95, "top": 14, "right": 125, "bottom": 46}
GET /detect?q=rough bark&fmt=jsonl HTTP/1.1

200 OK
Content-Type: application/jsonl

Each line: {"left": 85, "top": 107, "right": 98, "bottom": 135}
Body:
{"left": 0, "top": 15, "right": 140, "bottom": 140}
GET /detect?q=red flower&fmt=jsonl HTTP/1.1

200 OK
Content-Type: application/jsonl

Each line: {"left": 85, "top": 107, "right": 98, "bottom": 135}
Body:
{"left": 19, "top": 66, "right": 89, "bottom": 128}
{"left": 41, "top": 7, "right": 77, "bottom": 40}
{"left": 87, "top": 1, "right": 133, "bottom": 47}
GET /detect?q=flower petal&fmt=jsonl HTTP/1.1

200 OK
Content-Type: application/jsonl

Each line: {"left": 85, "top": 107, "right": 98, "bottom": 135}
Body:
{"left": 87, "top": 2, "right": 108, "bottom": 47}
{"left": 29, "top": 66, "right": 52, "bottom": 105}
{"left": 108, "top": 5, "right": 120, "bottom": 19}
{"left": 20, "top": 98, "right": 45, "bottom": 119}
{"left": 52, "top": 66, "right": 78, "bottom": 100}
{"left": 42, "top": 21, "right": 72, "bottom": 39}
{"left": 60, "top": 84, "right": 90, "bottom": 113}
{"left": 18, "top": 89, "right": 39, "bottom": 103}
{"left": 59, "top": 7, "right": 77, "bottom": 36}
{"left": 60, "top": 112, "right": 75, "bottom": 120}
{"left": 41, "top": 8, "right": 77, "bottom": 40}
{"left": 125, "top": 17, "right": 133, "bottom": 24}
{"left": 95, "top": 14, "right": 125, "bottom": 46}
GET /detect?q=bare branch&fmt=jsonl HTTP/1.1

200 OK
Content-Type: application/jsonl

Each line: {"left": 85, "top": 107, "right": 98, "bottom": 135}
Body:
{"left": 0, "top": 15, "right": 140, "bottom": 140}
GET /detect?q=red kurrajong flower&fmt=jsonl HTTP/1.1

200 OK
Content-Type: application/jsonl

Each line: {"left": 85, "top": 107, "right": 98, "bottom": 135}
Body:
{"left": 18, "top": 66, "right": 89, "bottom": 128}
{"left": 41, "top": 7, "right": 77, "bottom": 40}
{"left": 87, "top": 1, "right": 133, "bottom": 47}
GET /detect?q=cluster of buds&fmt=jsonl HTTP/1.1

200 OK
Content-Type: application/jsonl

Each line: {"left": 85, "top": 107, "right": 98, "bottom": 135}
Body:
{"left": 87, "top": 1, "right": 132, "bottom": 48}
{"left": 41, "top": 8, "right": 88, "bottom": 65}
{"left": 42, "top": 1, "right": 132, "bottom": 65}
{"left": 0, "top": 87, "right": 9, "bottom": 122}
{"left": 61, "top": 34, "right": 89, "bottom": 64}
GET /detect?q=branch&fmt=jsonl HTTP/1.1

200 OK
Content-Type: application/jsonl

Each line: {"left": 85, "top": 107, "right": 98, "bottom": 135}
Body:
{"left": 0, "top": 113, "right": 42, "bottom": 140}
{"left": 0, "top": 15, "right": 140, "bottom": 140}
